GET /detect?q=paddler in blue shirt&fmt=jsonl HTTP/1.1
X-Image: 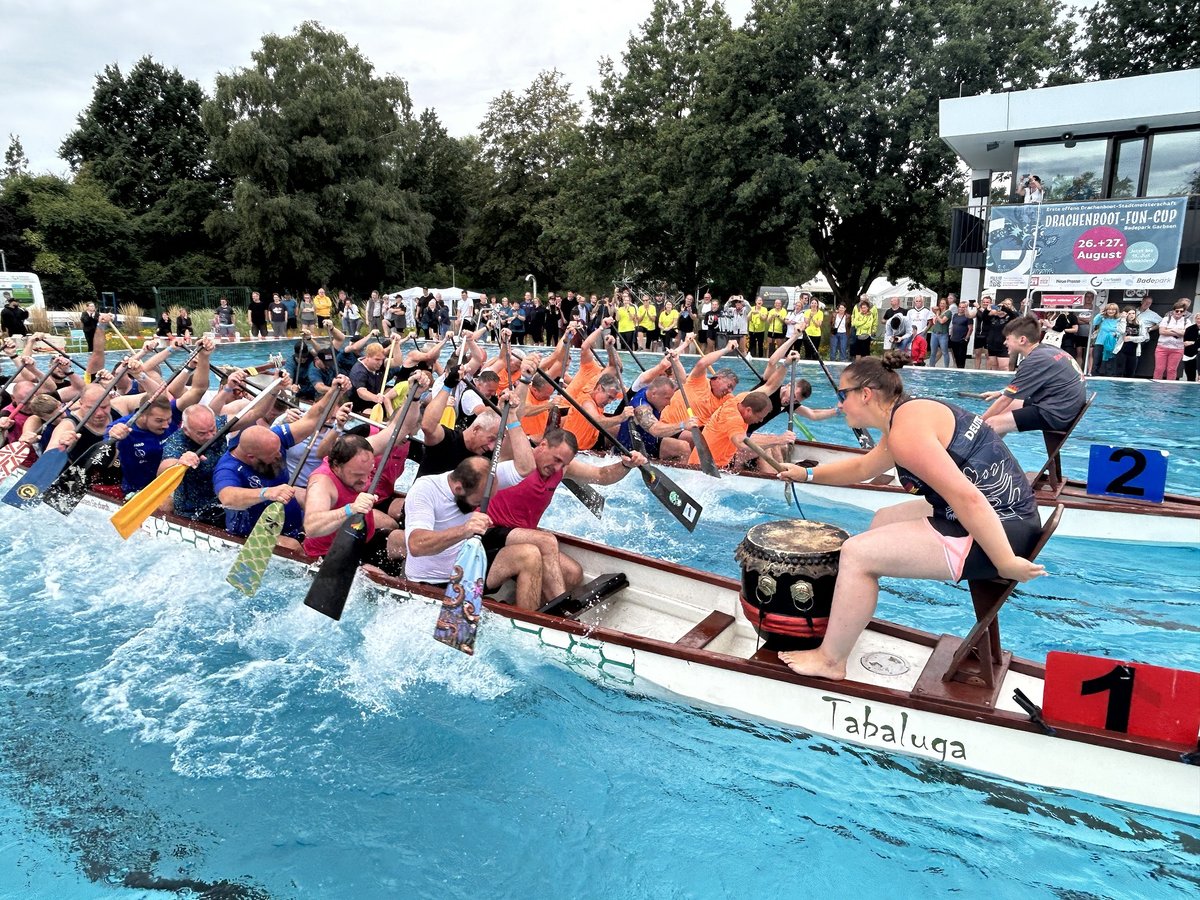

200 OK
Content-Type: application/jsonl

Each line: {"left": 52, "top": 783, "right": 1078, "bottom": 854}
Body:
{"left": 212, "top": 375, "right": 349, "bottom": 551}
{"left": 105, "top": 339, "right": 216, "bottom": 495}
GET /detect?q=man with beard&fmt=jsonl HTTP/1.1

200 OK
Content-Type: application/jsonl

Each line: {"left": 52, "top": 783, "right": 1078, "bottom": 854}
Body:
{"left": 212, "top": 377, "right": 348, "bottom": 549}
{"left": 658, "top": 340, "right": 742, "bottom": 437}
{"left": 403, "top": 455, "right": 543, "bottom": 609}
{"left": 157, "top": 404, "right": 242, "bottom": 526}
{"left": 302, "top": 398, "right": 422, "bottom": 574}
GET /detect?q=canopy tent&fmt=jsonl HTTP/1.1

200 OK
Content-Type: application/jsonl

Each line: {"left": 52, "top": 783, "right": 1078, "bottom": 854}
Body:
{"left": 866, "top": 276, "right": 895, "bottom": 299}
{"left": 873, "top": 278, "right": 937, "bottom": 304}
{"left": 797, "top": 272, "right": 834, "bottom": 294}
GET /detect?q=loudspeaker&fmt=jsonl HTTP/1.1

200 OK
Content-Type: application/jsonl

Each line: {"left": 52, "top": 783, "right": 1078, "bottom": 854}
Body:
{"left": 971, "top": 177, "right": 990, "bottom": 199}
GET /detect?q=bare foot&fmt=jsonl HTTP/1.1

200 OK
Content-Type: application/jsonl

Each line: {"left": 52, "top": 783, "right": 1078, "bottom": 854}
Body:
{"left": 778, "top": 649, "right": 847, "bottom": 681}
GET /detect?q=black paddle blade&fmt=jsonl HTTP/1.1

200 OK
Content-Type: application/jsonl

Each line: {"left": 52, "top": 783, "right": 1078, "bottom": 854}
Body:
{"left": 561, "top": 476, "right": 605, "bottom": 519}
{"left": 853, "top": 428, "right": 876, "bottom": 450}
{"left": 302, "top": 514, "right": 370, "bottom": 621}
{"left": 2, "top": 448, "right": 69, "bottom": 508}
{"left": 41, "top": 442, "right": 115, "bottom": 516}
{"left": 640, "top": 464, "right": 701, "bottom": 532}
{"left": 689, "top": 426, "right": 721, "bottom": 478}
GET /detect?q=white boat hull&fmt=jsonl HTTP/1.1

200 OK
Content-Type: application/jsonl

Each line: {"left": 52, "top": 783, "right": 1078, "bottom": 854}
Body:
{"left": 67, "top": 492, "right": 1199, "bottom": 815}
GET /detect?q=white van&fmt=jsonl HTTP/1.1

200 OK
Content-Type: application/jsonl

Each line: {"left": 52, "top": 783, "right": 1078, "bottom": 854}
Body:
{"left": 0, "top": 272, "right": 45, "bottom": 310}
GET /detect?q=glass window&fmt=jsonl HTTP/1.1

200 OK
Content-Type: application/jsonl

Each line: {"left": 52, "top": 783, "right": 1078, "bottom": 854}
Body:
{"left": 1111, "top": 138, "right": 1144, "bottom": 198}
{"left": 1145, "top": 129, "right": 1200, "bottom": 197}
{"left": 1016, "top": 139, "right": 1108, "bottom": 202}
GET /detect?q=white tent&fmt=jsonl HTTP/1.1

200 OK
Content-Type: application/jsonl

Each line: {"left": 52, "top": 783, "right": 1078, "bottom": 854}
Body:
{"left": 866, "top": 276, "right": 895, "bottom": 300}
{"left": 797, "top": 272, "right": 834, "bottom": 294}
{"left": 874, "top": 278, "right": 937, "bottom": 305}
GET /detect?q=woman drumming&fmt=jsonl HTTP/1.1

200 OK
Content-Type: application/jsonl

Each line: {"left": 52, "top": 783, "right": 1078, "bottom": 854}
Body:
{"left": 777, "top": 352, "right": 1045, "bottom": 680}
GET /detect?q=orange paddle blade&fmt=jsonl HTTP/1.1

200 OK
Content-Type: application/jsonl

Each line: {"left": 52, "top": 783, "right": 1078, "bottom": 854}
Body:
{"left": 110, "top": 463, "right": 189, "bottom": 539}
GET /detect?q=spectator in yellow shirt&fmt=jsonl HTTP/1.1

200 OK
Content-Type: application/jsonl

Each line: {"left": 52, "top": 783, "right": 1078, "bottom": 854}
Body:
{"left": 801, "top": 298, "right": 824, "bottom": 360}
{"left": 636, "top": 295, "right": 658, "bottom": 350}
{"left": 850, "top": 295, "right": 878, "bottom": 360}
{"left": 766, "top": 299, "right": 788, "bottom": 354}
{"left": 313, "top": 288, "right": 333, "bottom": 326}
{"left": 657, "top": 301, "right": 680, "bottom": 349}
{"left": 748, "top": 297, "right": 769, "bottom": 357}
{"left": 615, "top": 294, "right": 638, "bottom": 350}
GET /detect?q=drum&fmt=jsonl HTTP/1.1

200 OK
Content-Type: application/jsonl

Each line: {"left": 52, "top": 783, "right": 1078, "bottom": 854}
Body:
{"left": 734, "top": 520, "right": 848, "bottom": 651}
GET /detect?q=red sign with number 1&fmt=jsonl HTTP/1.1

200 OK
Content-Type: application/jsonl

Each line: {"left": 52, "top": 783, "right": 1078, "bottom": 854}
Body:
{"left": 1043, "top": 651, "right": 1200, "bottom": 746}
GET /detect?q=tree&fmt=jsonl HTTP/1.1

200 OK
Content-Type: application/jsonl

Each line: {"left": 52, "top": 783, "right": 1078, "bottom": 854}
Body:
{"left": 545, "top": 0, "right": 738, "bottom": 291}
{"left": 1, "top": 172, "right": 138, "bottom": 304}
{"left": 399, "top": 109, "right": 477, "bottom": 275}
{"left": 1080, "top": 1, "right": 1200, "bottom": 80}
{"left": 203, "top": 22, "right": 430, "bottom": 291}
{"left": 691, "top": 0, "right": 1076, "bottom": 303}
{"left": 3, "top": 135, "right": 29, "bottom": 181}
{"left": 460, "top": 70, "right": 582, "bottom": 290}
{"left": 59, "top": 57, "right": 226, "bottom": 296}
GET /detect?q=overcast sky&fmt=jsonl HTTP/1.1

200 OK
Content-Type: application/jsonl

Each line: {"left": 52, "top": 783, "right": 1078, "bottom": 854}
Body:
{"left": 3, "top": 0, "right": 753, "bottom": 175}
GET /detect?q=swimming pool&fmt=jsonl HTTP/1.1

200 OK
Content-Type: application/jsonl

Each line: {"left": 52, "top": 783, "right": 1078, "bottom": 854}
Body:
{"left": 0, "top": 343, "right": 1194, "bottom": 897}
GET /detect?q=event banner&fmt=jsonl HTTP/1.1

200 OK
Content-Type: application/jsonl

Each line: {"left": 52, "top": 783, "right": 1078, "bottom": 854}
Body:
{"left": 984, "top": 196, "right": 1188, "bottom": 291}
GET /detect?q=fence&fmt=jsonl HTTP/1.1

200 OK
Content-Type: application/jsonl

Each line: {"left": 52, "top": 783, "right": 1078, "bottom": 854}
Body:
{"left": 152, "top": 286, "right": 253, "bottom": 316}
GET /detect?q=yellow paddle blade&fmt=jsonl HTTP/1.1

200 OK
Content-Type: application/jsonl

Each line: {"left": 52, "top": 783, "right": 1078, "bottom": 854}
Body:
{"left": 369, "top": 404, "right": 384, "bottom": 423}
{"left": 110, "top": 464, "right": 188, "bottom": 539}
{"left": 440, "top": 407, "right": 457, "bottom": 429}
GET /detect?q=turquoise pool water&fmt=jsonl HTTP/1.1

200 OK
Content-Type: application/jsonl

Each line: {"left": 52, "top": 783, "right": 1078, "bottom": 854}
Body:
{"left": 0, "top": 343, "right": 1195, "bottom": 898}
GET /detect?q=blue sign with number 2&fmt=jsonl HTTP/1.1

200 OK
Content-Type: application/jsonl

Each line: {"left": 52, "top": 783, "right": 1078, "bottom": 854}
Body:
{"left": 1085, "top": 445, "right": 1168, "bottom": 504}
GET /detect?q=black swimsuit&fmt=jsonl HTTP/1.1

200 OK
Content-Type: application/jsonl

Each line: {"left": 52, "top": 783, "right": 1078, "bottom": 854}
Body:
{"left": 890, "top": 398, "right": 1041, "bottom": 580}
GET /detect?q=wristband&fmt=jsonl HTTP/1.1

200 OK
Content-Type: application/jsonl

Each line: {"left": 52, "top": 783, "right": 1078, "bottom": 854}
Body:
{"left": 804, "top": 467, "right": 814, "bottom": 484}
{"left": 343, "top": 504, "right": 354, "bottom": 518}
{"left": 506, "top": 420, "right": 522, "bottom": 431}
{"left": 259, "top": 487, "right": 268, "bottom": 500}
{"left": 441, "top": 384, "right": 453, "bottom": 395}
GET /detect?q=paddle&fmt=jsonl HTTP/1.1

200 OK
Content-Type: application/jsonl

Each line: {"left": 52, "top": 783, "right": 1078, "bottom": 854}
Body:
{"left": 34, "top": 337, "right": 88, "bottom": 373}
{"left": 303, "top": 379, "right": 420, "bottom": 621}
{"left": 0, "top": 366, "right": 56, "bottom": 446}
{"left": 2, "top": 360, "right": 132, "bottom": 505}
{"left": 227, "top": 387, "right": 344, "bottom": 596}
{"left": 432, "top": 398, "right": 511, "bottom": 655}
{"left": 802, "top": 332, "right": 875, "bottom": 450}
{"left": 109, "top": 374, "right": 283, "bottom": 539}
{"left": 41, "top": 365, "right": 187, "bottom": 517}
{"left": 730, "top": 342, "right": 766, "bottom": 388}
{"left": 463, "top": 374, "right": 605, "bottom": 520}
{"left": 667, "top": 356, "right": 720, "bottom": 478}
{"left": 0, "top": 358, "right": 30, "bottom": 405}
{"left": 744, "top": 437, "right": 806, "bottom": 517}
{"left": 369, "top": 335, "right": 398, "bottom": 423}
{"left": 956, "top": 390, "right": 991, "bottom": 400}
{"left": 534, "top": 364, "right": 703, "bottom": 532}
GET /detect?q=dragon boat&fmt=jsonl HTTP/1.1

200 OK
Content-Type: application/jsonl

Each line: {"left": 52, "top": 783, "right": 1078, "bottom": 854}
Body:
{"left": 18, "top": 477, "right": 1194, "bottom": 817}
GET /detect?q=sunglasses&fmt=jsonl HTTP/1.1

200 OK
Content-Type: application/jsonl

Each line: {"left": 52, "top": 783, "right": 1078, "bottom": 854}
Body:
{"left": 836, "top": 385, "right": 865, "bottom": 403}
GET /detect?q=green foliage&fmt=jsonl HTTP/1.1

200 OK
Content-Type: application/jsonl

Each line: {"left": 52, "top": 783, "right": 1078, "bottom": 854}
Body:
{"left": 459, "top": 69, "right": 582, "bottom": 289}
{"left": 203, "top": 21, "right": 431, "bottom": 291}
{"left": 547, "top": 0, "right": 735, "bottom": 292}
{"left": 59, "top": 56, "right": 227, "bottom": 299}
{"left": 1, "top": 172, "right": 137, "bottom": 304}
{"left": 1080, "top": 0, "right": 1200, "bottom": 80}
{"left": 692, "top": 0, "right": 1075, "bottom": 302}
{"left": 3, "top": 135, "right": 29, "bottom": 181}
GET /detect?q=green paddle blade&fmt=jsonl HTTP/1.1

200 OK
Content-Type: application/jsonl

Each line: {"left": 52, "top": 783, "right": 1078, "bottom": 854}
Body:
{"left": 2, "top": 448, "right": 69, "bottom": 508}
{"left": 302, "top": 514, "right": 370, "bottom": 620}
{"left": 226, "top": 501, "right": 285, "bottom": 595}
